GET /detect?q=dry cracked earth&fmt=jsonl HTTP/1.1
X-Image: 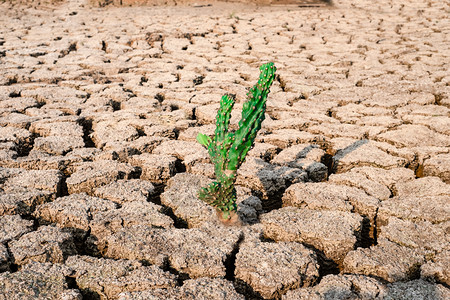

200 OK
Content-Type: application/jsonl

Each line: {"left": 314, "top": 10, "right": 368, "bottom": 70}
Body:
{"left": 0, "top": 0, "right": 449, "bottom": 299}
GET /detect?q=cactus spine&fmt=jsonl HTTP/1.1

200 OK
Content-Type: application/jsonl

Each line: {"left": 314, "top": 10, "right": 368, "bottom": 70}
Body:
{"left": 197, "top": 62, "right": 276, "bottom": 220}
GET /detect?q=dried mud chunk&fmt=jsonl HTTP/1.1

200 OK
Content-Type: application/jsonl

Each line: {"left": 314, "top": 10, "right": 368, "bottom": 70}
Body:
{"left": 377, "top": 124, "right": 449, "bottom": 148}
{"left": 105, "top": 224, "right": 242, "bottom": 278}
{"left": 34, "top": 193, "right": 116, "bottom": 237}
{"left": 8, "top": 225, "right": 77, "bottom": 265}
{"left": 65, "top": 255, "right": 176, "bottom": 300}
{"left": 0, "top": 215, "right": 34, "bottom": 243}
{"left": 177, "top": 124, "right": 215, "bottom": 142}
{"left": 343, "top": 239, "right": 425, "bottom": 282}
{"left": 0, "top": 244, "right": 9, "bottom": 272}
{"left": 378, "top": 195, "right": 449, "bottom": 227}
{"left": 33, "top": 135, "right": 85, "bottom": 155}
{"left": 235, "top": 241, "right": 319, "bottom": 299}
{"left": 90, "top": 121, "right": 140, "bottom": 148}
{"left": 160, "top": 173, "right": 217, "bottom": 228}
{"left": 29, "top": 120, "right": 84, "bottom": 137}
{"left": 379, "top": 217, "right": 449, "bottom": 253}
{"left": 164, "top": 225, "right": 242, "bottom": 278}
{"left": 423, "top": 153, "right": 450, "bottom": 184}
{"left": 384, "top": 279, "right": 450, "bottom": 300}
{"left": 94, "top": 179, "right": 156, "bottom": 204}
{"left": 283, "top": 182, "right": 379, "bottom": 224}
{"left": 283, "top": 274, "right": 386, "bottom": 300}
{"left": 272, "top": 144, "right": 327, "bottom": 181}
{"left": 104, "top": 226, "right": 168, "bottom": 267}
{"left": 0, "top": 126, "right": 32, "bottom": 149}
{"left": 66, "top": 160, "right": 137, "bottom": 195}
{"left": 102, "top": 136, "right": 168, "bottom": 160}
{"left": 0, "top": 262, "right": 81, "bottom": 300}
{"left": 89, "top": 201, "right": 174, "bottom": 252}
{"left": 261, "top": 207, "right": 362, "bottom": 264}
{"left": 0, "top": 113, "right": 38, "bottom": 129}
{"left": 3, "top": 169, "right": 63, "bottom": 194}
{"left": 118, "top": 277, "right": 244, "bottom": 300}
{"left": 0, "top": 149, "right": 17, "bottom": 161}
{"left": 143, "top": 124, "right": 177, "bottom": 138}
{"left": 0, "top": 166, "right": 23, "bottom": 182}
{"left": 421, "top": 249, "right": 450, "bottom": 286}
{"left": 346, "top": 166, "right": 415, "bottom": 192}
{"left": 152, "top": 140, "right": 207, "bottom": 160}
{"left": 118, "top": 288, "right": 178, "bottom": 300}
{"left": 0, "top": 150, "right": 83, "bottom": 172}
{"left": 0, "top": 96, "right": 39, "bottom": 112}
{"left": 179, "top": 277, "right": 245, "bottom": 300}
{"left": 128, "top": 154, "right": 177, "bottom": 184}
{"left": 272, "top": 144, "right": 325, "bottom": 166}
{"left": 332, "top": 140, "right": 408, "bottom": 173}
{"left": 0, "top": 189, "right": 53, "bottom": 216}
{"left": 395, "top": 176, "right": 450, "bottom": 197}
{"left": 329, "top": 171, "right": 391, "bottom": 200}
{"left": 257, "top": 129, "right": 320, "bottom": 149}
{"left": 236, "top": 157, "right": 307, "bottom": 208}
{"left": 248, "top": 142, "right": 279, "bottom": 161}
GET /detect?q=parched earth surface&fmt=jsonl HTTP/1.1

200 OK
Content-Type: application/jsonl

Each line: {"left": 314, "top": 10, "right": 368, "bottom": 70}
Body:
{"left": 0, "top": 0, "right": 449, "bottom": 299}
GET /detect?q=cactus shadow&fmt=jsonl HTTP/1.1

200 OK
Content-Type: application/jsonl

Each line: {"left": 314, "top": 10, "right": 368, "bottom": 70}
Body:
{"left": 331, "top": 139, "right": 369, "bottom": 173}
{"left": 249, "top": 158, "right": 308, "bottom": 212}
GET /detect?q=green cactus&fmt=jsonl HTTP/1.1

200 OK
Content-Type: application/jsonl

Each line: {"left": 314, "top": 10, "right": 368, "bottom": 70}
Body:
{"left": 197, "top": 62, "right": 276, "bottom": 220}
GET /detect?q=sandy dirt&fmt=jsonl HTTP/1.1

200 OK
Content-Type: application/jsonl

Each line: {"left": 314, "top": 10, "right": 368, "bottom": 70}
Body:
{"left": 0, "top": 0, "right": 449, "bottom": 299}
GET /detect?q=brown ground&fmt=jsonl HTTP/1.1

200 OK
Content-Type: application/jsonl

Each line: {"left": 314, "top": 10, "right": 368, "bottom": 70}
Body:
{"left": 0, "top": 0, "right": 449, "bottom": 299}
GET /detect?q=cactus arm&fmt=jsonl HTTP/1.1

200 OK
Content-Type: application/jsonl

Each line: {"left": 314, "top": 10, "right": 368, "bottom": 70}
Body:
{"left": 214, "top": 94, "right": 235, "bottom": 145}
{"left": 227, "top": 62, "right": 276, "bottom": 171}
{"left": 196, "top": 133, "right": 211, "bottom": 148}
